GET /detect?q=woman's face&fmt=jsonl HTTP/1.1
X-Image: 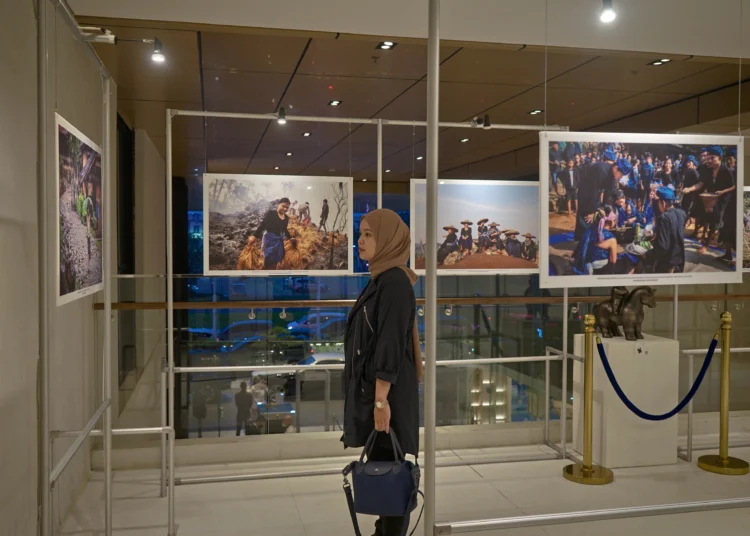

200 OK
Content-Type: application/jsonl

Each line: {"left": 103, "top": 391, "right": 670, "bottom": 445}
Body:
{"left": 463, "top": 224, "right": 469, "bottom": 229}
{"left": 278, "top": 202, "right": 290, "bottom": 216}
{"left": 707, "top": 155, "right": 722, "bottom": 169}
{"left": 358, "top": 219, "right": 377, "bottom": 261}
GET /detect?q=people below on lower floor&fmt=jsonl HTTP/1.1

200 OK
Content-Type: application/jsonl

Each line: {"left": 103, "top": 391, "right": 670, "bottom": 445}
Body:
{"left": 235, "top": 381, "right": 253, "bottom": 436}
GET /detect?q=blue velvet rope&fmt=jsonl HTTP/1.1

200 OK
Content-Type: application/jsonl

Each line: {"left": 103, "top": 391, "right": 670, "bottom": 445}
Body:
{"left": 595, "top": 334, "right": 718, "bottom": 421}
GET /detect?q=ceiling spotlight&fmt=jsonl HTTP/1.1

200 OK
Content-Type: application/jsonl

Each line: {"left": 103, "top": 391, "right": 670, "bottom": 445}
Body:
{"left": 482, "top": 114, "right": 491, "bottom": 130}
{"left": 439, "top": 181, "right": 445, "bottom": 185}
{"left": 600, "top": 0, "right": 616, "bottom": 23}
{"left": 302, "top": 132, "right": 311, "bottom": 137}
{"left": 362, "top": 178, "right": 368, "bottom": 182}
{"left": 528, "top": 109, "right": 544, "bottom": 115}
{"left": 416, "top": 156, "right": 424, "bottom": 161}
{"left": 307, "top": 186, "right": 312, "bottom": 190}
{"left": 286, "top": 152, "right": 293, "bottom": 156}
{"left": 652, "top": 61, "right": 663, "bottom": 66}
{"left": 277, "top": 107, "right": 287, "bottom": 125}
{"left": 274, "top": 166, "right": 280, "bottom": 170}
{"left": 460, "top": 138, "right": 470, "bottom": 143}
{"left": 471, "top": 116, "right": 482, "bottom": 128}
{"left": 648, "top": 59, "right": 670, "bottom": 66}
{"left": 151, "top": 38, "right": 165, "bottom": 63}
{"left": 194, "top": 168, "right": 198, "bottom": 172}
{"left": 376, "top": 41, "right": 397, "bottom": 50}
{"left": 328, "top": 100, "right": 342, "bottom": 106}
{"left": 661, "top": 58, "right": 671, "bottom": 63}
{"left": 385, "top": 169, "right": 391, "bottom": 173}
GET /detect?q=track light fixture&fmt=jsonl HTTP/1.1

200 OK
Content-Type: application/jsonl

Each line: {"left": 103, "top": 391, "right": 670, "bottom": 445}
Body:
{"left": 277, "top": 107, "right": 287, "bottom": 125}
{"left": 151, "top": 38, "right": 165, "bottom": 62}
{"left": 600, "top": 0, "right": 616, "bottom": 23}
{"left": 482, "top": 114, "right": 491, "bottom": 130}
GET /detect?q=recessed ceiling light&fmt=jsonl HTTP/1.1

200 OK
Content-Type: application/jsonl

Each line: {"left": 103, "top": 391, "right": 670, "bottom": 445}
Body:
{"left": 328, "top": 100, "right": 342, "bottom": 106}
{"left": 274, "top": 166, "right": 280, "bottom": 170}
{"left": 416, "top": 156, "right": 424, "bottom": 160}
{"left": 362, "top": 178, "right": 367, "bottom": 182}
{"left": 527, "top": 109, "right": 544, "bottom": 115}
{"left": 307, "top": 186, "right": 312, "bottom": 190}
{"left": 460, "top": 138, "right": 470, "bottom": 143}
{"left": 648, "top": 59, "right": 669, "bottom": 66}
{"left": 286, "top": 152, "right": 293, "bottom": 156}
{"left": 385, "top": 169, "right": 391, "bottom": 173}
{"left": 302, "top": 132, "right": 311, "bottom": 137}
{"left": 661, "top": 58, "right": 671, "bottom": 63}
{"left": 194, "top": 168, "right": 198, "bottom": 172}
{"left": 439, "top": 181, "right": 445, "bottom": 184}
{"left": 377, "top": 41, "right": 397, "bottom": 50}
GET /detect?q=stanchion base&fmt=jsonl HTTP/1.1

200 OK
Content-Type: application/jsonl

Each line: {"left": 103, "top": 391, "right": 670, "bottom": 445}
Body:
{"left": 697, "top": 455, "right": 750, "bottom": 476}
{"left": 562, "top": 463, "right": 614, "bottom": 485}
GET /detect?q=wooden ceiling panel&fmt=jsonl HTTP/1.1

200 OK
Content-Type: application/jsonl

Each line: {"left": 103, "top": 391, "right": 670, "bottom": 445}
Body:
{"left": 440, "top": 48, "right": 596, "bottom": 87}
{"left": 205, "top": 116, "right": 268, "bottom": 142}
{"left": 589, "top": 99, "right": 699, "bottom": 133}
{"left": 298, "top": 38, "right": 459, "bottom": 80}
{"left": 93, "top": 27, "right": 201, "bottom": 103}
{"left": 158, "top": 137, "right": 205, "bottom": 177}
{"left": 203, "top": 70, "right": 290, "bottom": 113}
{"left": 375, "top": 80, "right": 530, "bottom": 123}
{"left": 117, "top": 99, "right": 203, "bottom": 142}
{"left": 280, "top": 75, "right": 415, "bottom": 118}
{"left": 548, "top": 56, "right": 716, "bottom": 93}
{"left": 200, "top": 32, "right": 309, "bottom": 73}
{"left": 565, "top": 92, "right": 687, "bottom": 131}
{"left": 206, "top": 158, "right": 250, "bottom": 175}
{"left": 652, "top": 64, "right": 742, "bottom": 96}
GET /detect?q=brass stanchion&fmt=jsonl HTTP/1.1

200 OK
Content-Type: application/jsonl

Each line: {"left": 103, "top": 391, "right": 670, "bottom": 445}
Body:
{"left": 697, "top": 312, "right": 749, "bottom": 476}
{"left": 563, "top": 315, "right": 614, "bottom": 485}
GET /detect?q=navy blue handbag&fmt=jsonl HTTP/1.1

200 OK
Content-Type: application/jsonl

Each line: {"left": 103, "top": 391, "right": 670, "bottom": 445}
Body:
{"left": 343, "top": 430, "right": 423, "bottom": 536}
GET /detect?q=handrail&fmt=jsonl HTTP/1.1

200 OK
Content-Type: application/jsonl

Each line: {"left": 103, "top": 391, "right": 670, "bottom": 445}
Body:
{"left": 49, "top": 400, "right": 110, "bottom": 485}
{"left": 434, "top": 497, "right": 750, "bottom": 533}
{"left": 51, "top": 426, "right": 173, "bottom": 439}
{"left": 173, "top": 354, "right": 558, "bottom": 374}
{"left": 682, "top": 347, "right": 750, "bottom": 355}
{"left": 92, "top": 293, "right": 750, "bottom": 311}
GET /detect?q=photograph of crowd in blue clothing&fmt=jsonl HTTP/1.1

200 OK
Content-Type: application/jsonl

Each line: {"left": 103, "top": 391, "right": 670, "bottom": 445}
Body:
{"left": 203, "top": 174, "right": 353, "bottom": 275}
{"left": 539, "top": 132, "right": 743, "bottom": 288}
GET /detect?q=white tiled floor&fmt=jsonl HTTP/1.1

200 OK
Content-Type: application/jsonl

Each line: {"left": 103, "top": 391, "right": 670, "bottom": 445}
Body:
{"left": 60, "top": 446, "right": 750, "bottom": 535}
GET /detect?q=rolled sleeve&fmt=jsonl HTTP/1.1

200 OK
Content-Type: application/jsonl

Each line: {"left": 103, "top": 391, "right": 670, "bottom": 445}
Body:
{"left": 373, "top": 274, "right": 415, "bottom": 386}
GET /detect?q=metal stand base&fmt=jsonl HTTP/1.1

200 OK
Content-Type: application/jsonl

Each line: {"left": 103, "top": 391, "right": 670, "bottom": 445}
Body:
{"left": 563, "top": 463, "right": 614, "bottom": 485}
{"left": 697, "top": 455, "right": 750, "bottom": 476}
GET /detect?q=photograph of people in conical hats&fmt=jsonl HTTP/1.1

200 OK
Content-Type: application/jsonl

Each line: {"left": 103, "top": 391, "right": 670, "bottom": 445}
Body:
{"left": 540, "top": 133, "right": 742, "bottom": 288}
{"left": 411, "top": 179, "right": 540, "bottom": 274}
{"left": 204, "top": 174, "right": 353, "bottom": 275}
{"left": 56, "top": 114, "right": 103, "bottom": 306}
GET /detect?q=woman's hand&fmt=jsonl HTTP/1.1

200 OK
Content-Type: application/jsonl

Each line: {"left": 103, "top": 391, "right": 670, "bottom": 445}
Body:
{"left": 374, "top": 404, "right": 391, "bottom": 434}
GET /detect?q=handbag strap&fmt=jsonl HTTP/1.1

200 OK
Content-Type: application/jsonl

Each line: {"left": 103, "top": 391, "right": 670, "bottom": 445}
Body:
{"left": 342, "top": 463, "right": 362, "bottom": 536}
{"left": 360, "top": 429, "right": 407, "bottom": 464}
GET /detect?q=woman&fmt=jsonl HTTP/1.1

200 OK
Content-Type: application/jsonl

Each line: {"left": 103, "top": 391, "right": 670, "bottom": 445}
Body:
{"left": 520, "top": 233, "right": 538, "bottom": 263}
{"left": 458, "top": 220, "right": 474, "bottom": 254}
{"left": 246, "top": 198, "right": 293, "bottom": 269}
{"left": 476, "top": 218, "right": 490, "bottom": 252}
{"left": 342, "top": 209, "right": 422, "bottom": 536}
{"left": 437, "top": 225, "right": 459, "bottom": 265}
{"left": 572, "top": 208, "right": 619, "bottom": 275}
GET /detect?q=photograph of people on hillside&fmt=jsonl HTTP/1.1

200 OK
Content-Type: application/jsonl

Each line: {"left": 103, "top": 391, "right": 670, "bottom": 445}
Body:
{"left": 540, "top": 133, "right": 742, "bottom": 288}
{"left": 204, "top": 174, "right": 353, "bottom": 275}
{"left": 56, "top": 114, "right": 103, "bottom": 305}
{"left": 411, "top": 179, "right": 540, "bottom": 274}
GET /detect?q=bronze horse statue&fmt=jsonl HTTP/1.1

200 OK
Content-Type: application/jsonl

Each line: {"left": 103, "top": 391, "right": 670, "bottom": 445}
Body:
{"left": 594, "top": 286, "right": 657, "bottom": 341}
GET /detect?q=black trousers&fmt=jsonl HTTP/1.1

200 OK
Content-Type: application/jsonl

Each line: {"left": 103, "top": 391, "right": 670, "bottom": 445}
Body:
{"left": 368, "top": 443, "right": 410, "bottom": 536}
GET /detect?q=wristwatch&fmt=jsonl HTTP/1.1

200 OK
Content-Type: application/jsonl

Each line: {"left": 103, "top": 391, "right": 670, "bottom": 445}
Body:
{"left": 375, "top": 400, "right": 389, "bottom": 410}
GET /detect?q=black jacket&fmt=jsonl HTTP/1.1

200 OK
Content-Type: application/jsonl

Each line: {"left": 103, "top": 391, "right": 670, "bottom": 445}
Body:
{"left": 341, "top": 267, "right": 419, "bottom": 455}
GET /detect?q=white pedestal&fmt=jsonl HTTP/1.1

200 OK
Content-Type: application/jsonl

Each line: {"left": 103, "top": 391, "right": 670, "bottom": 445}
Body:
{"left": 573, "top": 333, "right": 679, "bottom": 468}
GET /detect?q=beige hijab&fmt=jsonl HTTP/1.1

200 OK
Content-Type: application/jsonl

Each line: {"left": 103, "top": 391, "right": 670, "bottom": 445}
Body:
{"left": 361, "top": 209, "right": 423, "bottom": 380}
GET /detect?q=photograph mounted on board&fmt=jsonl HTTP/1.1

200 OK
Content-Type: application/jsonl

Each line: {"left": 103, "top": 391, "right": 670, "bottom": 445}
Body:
{"left": 203, "top": 174, "right": 353, "bottom": 275}
{"left": 744, "top": 188, "right": 750, "bottom": 272}
{"left": 56, "top": 114, "right": 103, "bottom": 306}
{"left": 539, "top": 132, "right": 743, "bottom": 288}
{"left": 411, "top": 179, "right": 540, "bottom": 275}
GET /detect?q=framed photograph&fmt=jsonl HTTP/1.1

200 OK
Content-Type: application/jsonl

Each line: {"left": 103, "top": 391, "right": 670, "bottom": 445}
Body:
{"left": 539, "top": 132, "right": 743, "bottom": 288}
{"left": 410, "top": 179, "right": 540, "bottom": 275}
{"left": 56, "top": 113, "right": 103, "bottom": 306}
{"left": 203, "top": 174, "right": 353, "bottom": 276}
{"left": 743, "top": 187, "right": 750, "bottom": 272}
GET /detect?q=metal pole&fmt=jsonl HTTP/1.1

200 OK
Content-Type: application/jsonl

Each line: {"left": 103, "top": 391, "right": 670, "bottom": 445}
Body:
{"left": 160, "top": 360, "right": 167, "bottom": 498}
{"left": 673, "top": 286, "right": 679, "bottom": 340}
{"left": 687, "top": 353, "right": 694, "bottom": 462}
{"left": 166, "top": 109, "right": 178, "bottom": 535}
{"left": 560, "top": 288, "right": 568, "bottom": 458}
{"left": 434, "top": 497, "right": 750, "bottom": 534}
{"left": 49, "top": 401, "right": 109, "bottom": 484}
{"left": 377, "top": 118, "right": 383, "bottom": 209}
{"left": 424, "top": 0, "right": 440, "bottom": 533}
{"left": 295, "top": 372, "right": 301, "bottom": 433}
{"left": 697, "top": 312, "right": 749, "bottom": 475}
{"left": 324, "top": 370, "right": 331, "bottom": 432}
{"left": 544, "top": 354, "right": 550, "bottom": 444}
{"left": 37, "top": 0, "right": 51, "bottom": 532}
{"left": 562, "top": 315, "right": 613, "bottom": 485}
{"left": 102, "top": 74, "right": 114, "bottom": 536}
